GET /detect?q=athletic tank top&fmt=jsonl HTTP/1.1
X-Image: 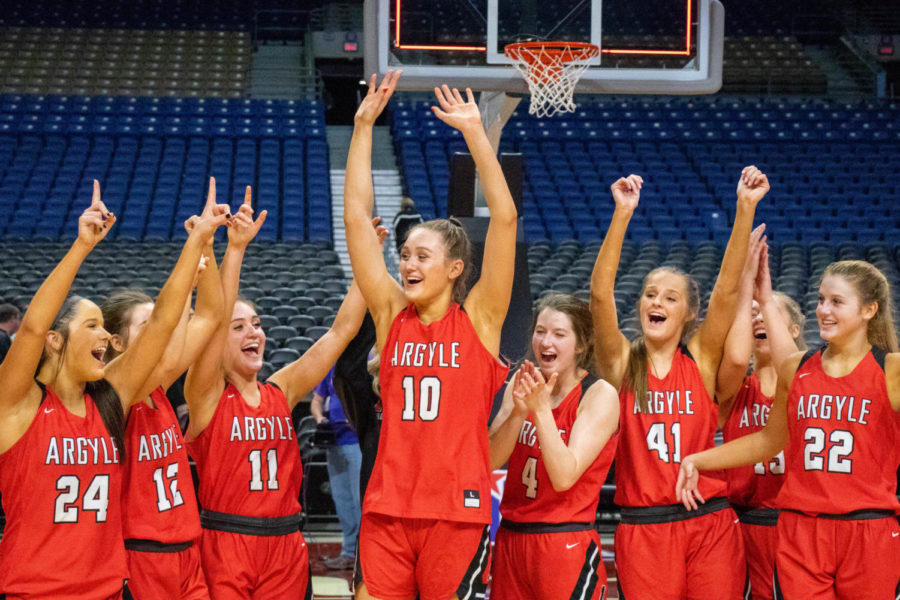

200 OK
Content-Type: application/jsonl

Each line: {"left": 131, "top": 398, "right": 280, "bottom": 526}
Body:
{"left": 615, "top": 345, "right": 727, "bottom": 507}
{"left": 500, "top": 374, "right": 618, "bottom": 523}
{"left": 776, "top": 347, "right": 900, "bottom": 515}
{"left": 364, "top": 303, "right": 508, "bottom": 523}
{"left": 721, "top": 373, "right": 785, "bottom": 509}
{"left": 0, "top": 386, "right": 127, "bottom": 598}
{"left": 186, "top": 381, "right": 302, "bottom": 518}
{"left": 122, "top": 387, "right": 201, "bottom": 542}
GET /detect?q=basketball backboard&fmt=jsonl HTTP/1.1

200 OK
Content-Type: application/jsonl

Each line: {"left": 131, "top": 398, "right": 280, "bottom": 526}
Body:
{"left": 364, "top": 0, "right": 724, "bottom": 95}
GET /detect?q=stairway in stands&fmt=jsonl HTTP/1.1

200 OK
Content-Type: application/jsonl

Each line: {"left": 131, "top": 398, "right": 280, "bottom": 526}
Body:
{"left": 250, "top": 43, "right": 318, "bottom": 99}
{"left": 328, "top": 125, "right": 404, "bottom": 281}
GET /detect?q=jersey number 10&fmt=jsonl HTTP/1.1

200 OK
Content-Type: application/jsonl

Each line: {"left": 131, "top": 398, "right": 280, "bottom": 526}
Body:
{"left": 401, "top": 375, "right": 441, "bottom": 421}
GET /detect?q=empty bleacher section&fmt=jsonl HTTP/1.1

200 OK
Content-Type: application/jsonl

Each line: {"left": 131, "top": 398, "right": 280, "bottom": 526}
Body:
{"left": 722, "top": 37, "right": 827, "bottom": 95}
{"left": 391, "top": 95, "right": 900, "bottom": 246}
{"left": 0, "top": 95, "right": 331, "bottom": 242}
{"left": 0, "top": 240, "right": 349, "bottom": 375}
{"left": 0, "top": 27, "right": 250, "bottom": 98}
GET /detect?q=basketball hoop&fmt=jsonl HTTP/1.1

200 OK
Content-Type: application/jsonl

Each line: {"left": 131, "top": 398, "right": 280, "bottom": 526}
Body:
{"left": 505, "top": 41, "right": 600, "bottom": 118}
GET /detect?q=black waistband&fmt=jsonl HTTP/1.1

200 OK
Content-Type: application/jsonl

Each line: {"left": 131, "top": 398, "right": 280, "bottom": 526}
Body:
{"left": 732, "top": 506, "right": 780, "bottom": 527}
{"left": 200, "top": 509, "right": 303, "bottom": 536}
{"left": 124, "top": 538, "right": 193, "bottom": 553}
{"left": 500, "top": 519, "right": 594, "bottom": 534}
{"left": 785, "top": 508, "right": 896, "bottom": 521}
{"left": 619, "top": 497, "right": 731, "bottom": 525}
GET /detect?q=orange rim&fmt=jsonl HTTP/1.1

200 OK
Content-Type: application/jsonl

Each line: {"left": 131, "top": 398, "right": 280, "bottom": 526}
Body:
{"left": 504, "top": 41, "right": 599, "bottom": 65}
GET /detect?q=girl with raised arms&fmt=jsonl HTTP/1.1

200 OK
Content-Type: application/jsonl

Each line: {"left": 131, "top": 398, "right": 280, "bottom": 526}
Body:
{"left": 99, "top": 178, "right": 229, "bottom": 599}
{"left": 184, "top": 189, "right": 375, "bottom": 599}
{"left": 713, "top": 234, "right": 806, "bottom": 600}
{"left": 590, "top": 168, "right": 769, "bottom": 599}
{"left": 0, "top": 182, "right": 227, "bottom": 598}
{"left": 488, "top": 293, "right": 619, "bottom": 600}
{"left": 344, "top": 72, "right": 517, "bottom": 600}
{"left": 677, "top": 252, "right": 900, "bottom": 598}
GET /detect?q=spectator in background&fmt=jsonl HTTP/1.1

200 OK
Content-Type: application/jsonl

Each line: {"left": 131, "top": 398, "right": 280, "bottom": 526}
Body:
{"left": 392, "top": 196, "right": 423, "bottom": 253}
{"left": 312, "top": 366, "right": 363, "bottom": 571}
{"left": 0, "top": 304, "right": 22, "bottom": 363}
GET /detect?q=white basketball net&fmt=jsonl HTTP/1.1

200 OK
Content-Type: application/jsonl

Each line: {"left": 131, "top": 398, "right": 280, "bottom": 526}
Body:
{"left": 506, "top": 42, "right": 599, "bottom": 118}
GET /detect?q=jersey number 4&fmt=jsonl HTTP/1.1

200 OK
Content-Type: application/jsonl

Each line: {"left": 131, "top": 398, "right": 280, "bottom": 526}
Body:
{"left": 803, "top": 427, "right": 853, "bottom": 473}
{"left": 401, "top": 375, "right": 441, "bottom": 421}
{"left": 54, "top": 475, "right": 109, "bottom": 523}
{"left": 521, "top": 456, "right": 539, "bottom": 499}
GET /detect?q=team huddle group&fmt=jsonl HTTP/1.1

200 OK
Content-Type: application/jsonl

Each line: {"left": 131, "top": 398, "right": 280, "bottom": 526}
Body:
{"left": 0, "top": 72, "right": 897, "bottom": 600}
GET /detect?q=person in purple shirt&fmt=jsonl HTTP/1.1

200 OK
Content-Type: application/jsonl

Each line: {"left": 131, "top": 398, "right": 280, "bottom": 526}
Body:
{"left": 312, "top": 366, "right": 363, "bottom": 570}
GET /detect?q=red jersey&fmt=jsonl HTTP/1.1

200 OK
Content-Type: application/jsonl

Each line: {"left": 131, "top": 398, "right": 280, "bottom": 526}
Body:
{"left": 122, "top": 387, "right": 201, "bottom": 543}
{"left": 776, "top": 347, "right": 900, "bottom": 515}
{"left": 186, "top": 382, "right": 302, "bottom": 518}
{"left": 721, "top": 373, "right": 785, "bottom": 509}
{"left": 364, "top": 303, "right": 508, "bottom": 523}
{"left": 615, "top": 345, "right": 727, "bottom": 507}
{"left": 0, "top": 386, "right": 127, "bottom": 598}
{"left": 500, "top": 374, "right": 617, "bottom": 523}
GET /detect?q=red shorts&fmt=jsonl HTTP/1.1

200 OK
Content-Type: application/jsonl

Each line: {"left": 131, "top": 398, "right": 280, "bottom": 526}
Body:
{"left": 615, "top": 507, "right": 746, "bottom": 600}
{"left": 740, "top": 521, "right": 777, "bottom": 600}
{"left": 199, "top": 529, "right": 310, "bottom": 599}
{"left": 359, "top": 513, "right": 490, "bottom": 600}
{"left": 491, "top": 526, "right": 607, "bottom": 600}
{"left": 126, "top": 544, "right": 208, "bottom": 599}
{"left": 775, "top": 511, "right": 900, "bottom": 600}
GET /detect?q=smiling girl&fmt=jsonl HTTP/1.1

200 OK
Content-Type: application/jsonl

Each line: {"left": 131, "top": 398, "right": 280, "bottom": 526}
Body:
{"left": 0, "top": 182, "right": 227, "bottom": 598}
{"left": 489, "top": 294, "right": 618, "bottom": 600}
{"left": 590, "top": 169, "right": 768, "bottom": 599}
{"left": 344, "top": 72, "right": 517, "bottom": 600}
{"left": 677, "top": 256, "right": 900, "bottom": 599}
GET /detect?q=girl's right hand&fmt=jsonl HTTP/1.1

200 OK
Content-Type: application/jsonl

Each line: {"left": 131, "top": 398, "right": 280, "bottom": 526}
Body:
{"left": 354, "top": 71, "right": 401, "bottom": 127}
{"left": 675, "top": 456, "right": 705, "bottom": 511}
{"left": 753, "top": 243, "right": 774, "bottom": 304}
{"left": 77, "top": 180, "right": 116, "bottom": 247}
{"left": 610, "top": 174, "right": 643, "bottom": 211}
{"left": 187, "top": 177, "right": 231, "bottom": 245}
{"left": 227, "top": 186, "right": 267, "bottom": 248}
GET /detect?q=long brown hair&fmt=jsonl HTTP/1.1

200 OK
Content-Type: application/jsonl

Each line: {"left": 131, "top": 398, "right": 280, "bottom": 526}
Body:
{"left": 99, "top": 288, "right": 153, "bottom": 362}
{"left": 408, "top": 218, "right": 473, "bottom": 304}
{"left": 528, "top": 293, "right": 594, "bottom": 372}
{"left": 625, "top": 267, "right": 700, "bottom": 414}
{"left": 822, "top": 260, "right": 899, "bottom": 352}
{"left": 36, "top": 296, "right": 126, "bottom": 460}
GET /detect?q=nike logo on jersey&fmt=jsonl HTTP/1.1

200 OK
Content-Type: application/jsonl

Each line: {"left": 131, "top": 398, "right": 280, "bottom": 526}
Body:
{"left": 892, "top": 532, "right": 899, "bottom": 538}
{"left": 798, "top": 372, "right": 811, "bottom": 378}
{"left": 43, "top": 408, "right": 54, "bottom": 414}
{"left": 566, "top": 543, "right": 580, "bottom": 549}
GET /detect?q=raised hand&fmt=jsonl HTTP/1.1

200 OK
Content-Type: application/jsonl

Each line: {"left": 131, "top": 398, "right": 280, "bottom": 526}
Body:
{"left": 77, "top": 180, "right": 116, "bottom": 247}
{"left": 742, "top": 224, "right": 767, "bottom": 283}
{"left": 675, "top": 457, "right": 705, "bottom": 511}
{"left": 187, "top": 177, "right": 231, "bottom": 244}
{"left": 431, "top": 85, "right": 482, "bottom": 136}
{"left": 372, "top": 216, "right": 389, "bottom": 246}
{"left": 355, "top": 71, "right": 401, "bottom": 127}
{"left": 610, "top": 174, "right": 643, "bottom": 211}
{"left": 736, "top": 166, "right": 770, "bottom": 206}
{"left": 227, "top": 186, "right": 267, "bottom": 248}
{"left": 753, "top": 242, "right": 773, "bottom": 304}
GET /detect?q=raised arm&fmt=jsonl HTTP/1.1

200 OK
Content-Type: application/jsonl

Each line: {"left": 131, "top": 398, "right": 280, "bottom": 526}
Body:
{"left": 185, "top": 186, "right": 265, "bottom": 437}
{"left": 589, "top": 175, "right": 642, "bottom": 389}
{"left": 343, "top": 71, "right": 407, "bottom": 350}
{"left": 517, "top": 366, "right": 619, "bottom": 491}
{"left": 268, "top": 281, "right": 367, "bottom": 409}
{"left": 488, "top": 369, "right": 529, "bottom": 470}
{"left": 676, "top": 374, "right": 790, "bottom": 510}
{"left": 715, "top": 226, "right": 766, "bottom": 425}
{"left": 886, "top": 353, "right": 900, "bottom": 411}
{"left": 437, "top": 87, "right": 520, "bottom": 358}
{"left": 688, "top": 167, "right": 768, "bottom": 399}
{"left": 105, "top": 179, "right": 228, "bottom": 409}
{"left": 755, "top": 244, "right": 804, "bottom": 383}
{"left": 0, "top": 182, "right": 114, "bottom": 433}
